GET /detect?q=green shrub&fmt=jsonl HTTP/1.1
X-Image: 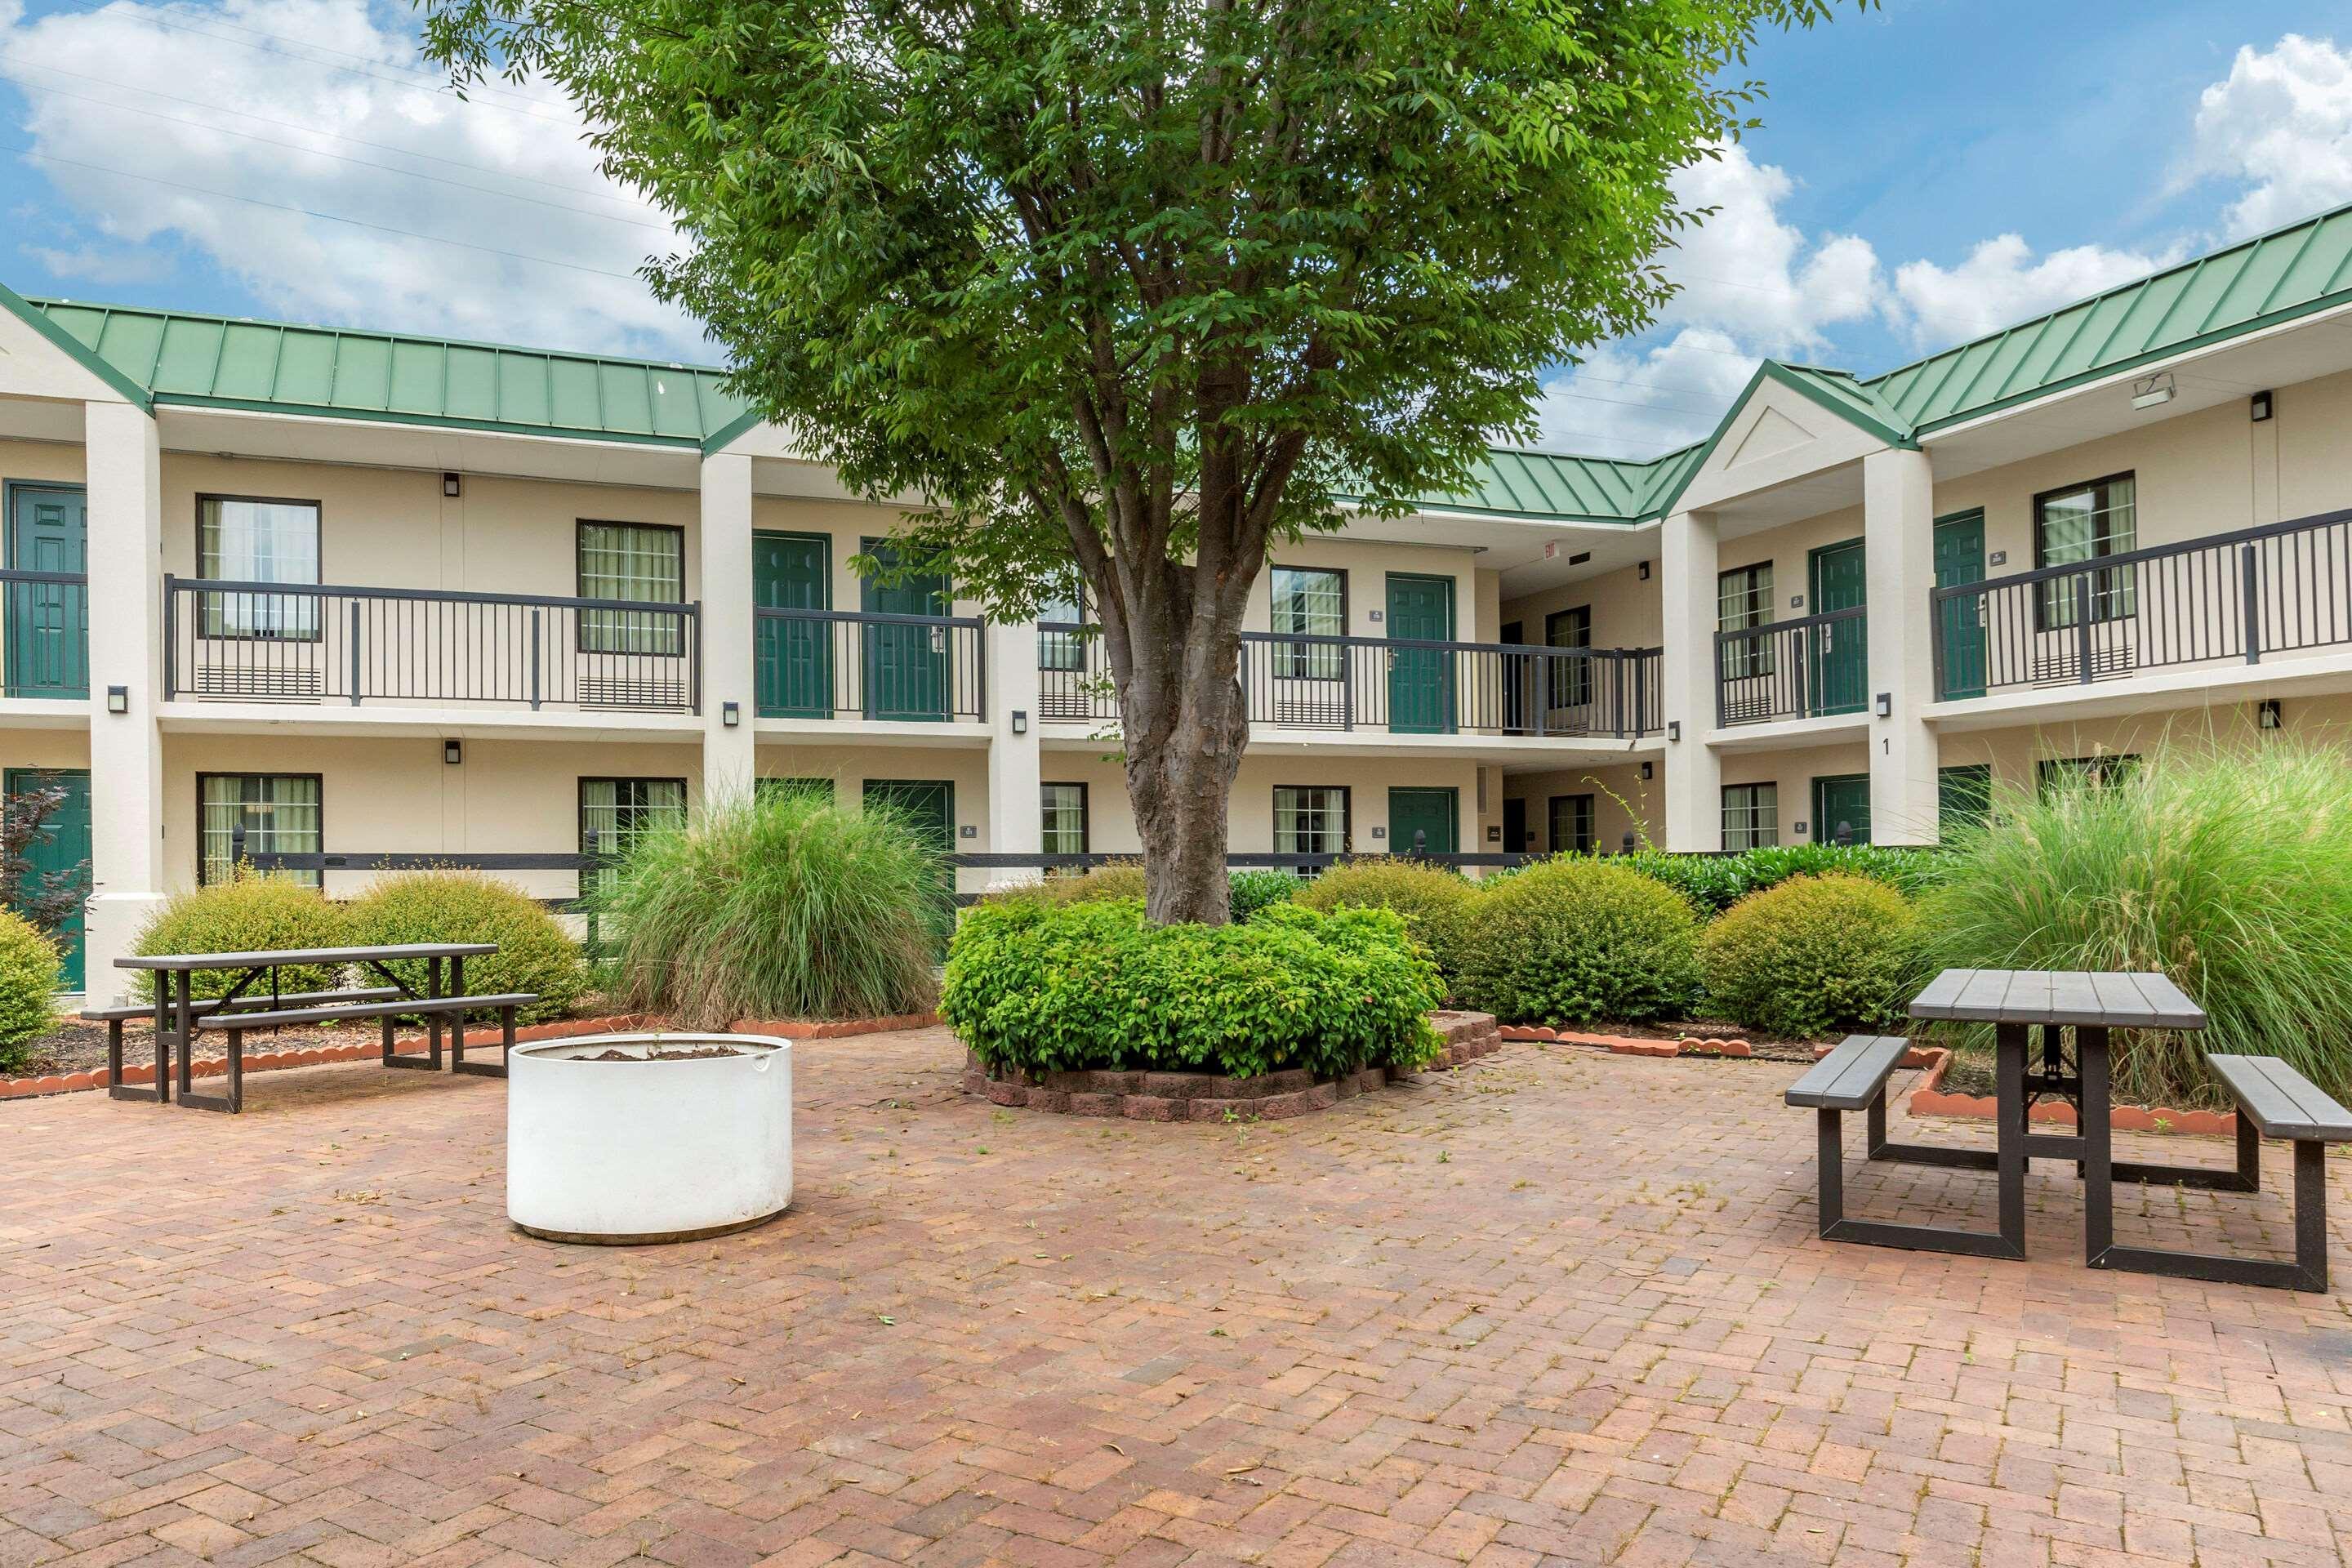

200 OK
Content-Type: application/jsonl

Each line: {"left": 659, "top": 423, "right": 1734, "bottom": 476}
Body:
{"left": 0, "top": 908, "right": 60, "bottom": 1072}
{"left": 942, "top": 898, "right": 1442, "bottom": 1079}
{"left": 590, "top": 789, "right": 948, "bottom": 1026}
{"left": 345, "top": 871, "right": 586, "bottom": 1024}
{"left": 1698, "top": 874, "right": 1922, "bottom": 1038}
{"left": 1047, "top": 862, "right": 1147, "bottom": 902}
{"left": 1922, "top": 739, "right": 2352, "bottom": 1107}
{"left": 1227, "top": 869, "right": 1300, "bottom": 923}
{"left": 1618, "top": 843, "right": 1947, "bottom": 915}
{"left": 1454, "top": 858, "right": 1700, "bottom": 1026}
{"left": 132, "top": 875, "right": 350, "bottom": 1000}
{"left": 1294, "top": 859, "right": 1478, "bottom": 991}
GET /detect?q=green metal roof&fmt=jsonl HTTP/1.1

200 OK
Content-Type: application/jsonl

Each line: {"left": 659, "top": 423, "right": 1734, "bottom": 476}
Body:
{"left": 10, "top": 196, "right": 2352, "bottom": 515}
{"left": 16, "top": 295, "right": 750, "bottom": 446}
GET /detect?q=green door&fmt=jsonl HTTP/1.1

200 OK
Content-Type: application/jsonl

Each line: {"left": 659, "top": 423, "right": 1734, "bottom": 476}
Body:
{"left": 862, "top": 537, "right": 950, "bottom": 721}
{"left": 864, "top": 779, "right": 955, "bottom": 933}
{"left": 1388, "top": 787, "right": 1458, "bottom": 857}
{"left": 1937, "top": 763, "right": 1993, "bottom": 840}
{"left": 5, "top": 768, "right": 89, "bottom": 990}
{"left": 1933, "top": 510, "right": 1988, "bottom": 702}
{"left": 1811, "top": 773, "right": 1871, "bottom": 845}
{"left": 1807, "top": 538, "right": 1867, "bottom": 716}
{"left": 1386, "top": 573, "right": 1454, "bottom": 734}
{"left": 5, "top": 485, "right": 87, "bottom": 699}
{"left": 754, "top": 531, "right": 831, "bottom": 719}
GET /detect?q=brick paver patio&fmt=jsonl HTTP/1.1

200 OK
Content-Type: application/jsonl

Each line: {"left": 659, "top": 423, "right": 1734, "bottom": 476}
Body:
{"left": 5, "top": 1029, "right": 2352, "bottom": 1567}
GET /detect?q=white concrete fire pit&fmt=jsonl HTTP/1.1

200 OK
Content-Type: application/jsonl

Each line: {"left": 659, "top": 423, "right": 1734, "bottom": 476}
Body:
{"left": 506, "top": 1033, "right": 793, "bottom": 1244}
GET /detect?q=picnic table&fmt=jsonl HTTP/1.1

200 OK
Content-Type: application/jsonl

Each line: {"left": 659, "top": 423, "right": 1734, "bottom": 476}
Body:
{"left": 1793, "top": 968, "right": 2352, "bottom": 1290}
{"left": 92, "top": 942, "right": 533, "bottom": 1113}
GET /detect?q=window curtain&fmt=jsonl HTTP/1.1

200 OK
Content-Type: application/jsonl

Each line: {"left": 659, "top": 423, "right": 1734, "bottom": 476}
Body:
{"left": 198, "top": 498, "right": 320, "bottom": 639}
{"left": 1272, "top": 568, "right": 1344, "bottom": 679}
{"left": 579, "top": 523, "right": 685, "bottom": 655}
{"left": 198, "top": 774, "right": 321, "bottom": 887}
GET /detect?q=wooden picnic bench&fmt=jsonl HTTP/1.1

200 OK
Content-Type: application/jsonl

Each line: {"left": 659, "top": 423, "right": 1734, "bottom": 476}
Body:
{"left": 187, "top": 993, "right": 537, "bottom": 1113}
{"left": 81, "top": 987, "right": 402, "bottom": 1100}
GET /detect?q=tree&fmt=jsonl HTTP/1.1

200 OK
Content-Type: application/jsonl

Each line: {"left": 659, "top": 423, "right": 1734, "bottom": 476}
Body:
{"left": 424, "top": 0, "right": 1860, "bottom": 922}
{"left": 2, "top": 773, "right": 87, "bottom": 938}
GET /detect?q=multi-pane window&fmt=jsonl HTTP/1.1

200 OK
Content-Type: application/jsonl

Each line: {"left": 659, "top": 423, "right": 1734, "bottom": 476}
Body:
{"left": 1037, "top": 579, "right": 1087, "bottom": 675}
{"left": 2035, "top": 474, "right": 2136, "bottom": 629}
{"left": 1722, "top": 782, "right": 1779, "bottom": 850}
{"left": 581, "top": 777, "right": 687, "bottom": 892}
{"left": 1270, "top": 566, "right": 1345, "bottom": 679}
{"left": 1548, "top": 793, "right": 1595, "bottom": 855}
{"left": 2037, "top": 754, "right": 2140, "bottom": 796}
{"left": 197, "top": 773, "right": 321, "bottom": 887}
{"left": 198, "top": 497, "right": 321, "bottom": 639}
{"left": 1545, "top": 606, "right": 1592, "bottom": 710}
{"left": 578, "top": 521, "right": 686, "bottom": 654}
{"left": 1937, "top": 764, "right": 1993, "bottom": 839}
{"left": 1041, "top": 782, "right": 1089, "bottom": 866}
{"left": 1273, "top": 785, "right": 1349, "bottom": 858}
{"left": 1717, "top": 563, "right": 1775, "bottom": 679}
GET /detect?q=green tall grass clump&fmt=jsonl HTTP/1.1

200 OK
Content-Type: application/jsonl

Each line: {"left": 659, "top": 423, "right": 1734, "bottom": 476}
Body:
{"left": 590, "top": 789, "right": 951, "bottom": 1026}
{"left": 1924, "top": 740, "right": 2352, "bottom": 1106}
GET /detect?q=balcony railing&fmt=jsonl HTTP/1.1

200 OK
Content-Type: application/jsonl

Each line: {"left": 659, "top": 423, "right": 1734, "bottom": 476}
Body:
{"left": 1040, "top": 624, "right": 1663, "bottom": 738}
{"left": 1, "top": 568, "right": 88, "bottom": 700}
{"left": 1931, "top": 506, "right": 2352, "bottom": 702}
{"left": 754, "top": 606, "right": 986, "bottom": 722}
{"left": 1715, "top": 607, "right": 1869, "bottom": 727}
{"left": 163, "top": 576, "right": 701, "bottom": 712}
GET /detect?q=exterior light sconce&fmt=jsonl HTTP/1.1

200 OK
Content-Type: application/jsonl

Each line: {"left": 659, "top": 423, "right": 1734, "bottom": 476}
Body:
{"left": 443, "top": 739, "right": 463, "bottom": 765}
{"left": 1667, "top": 719, "right": 1681, "bottom": 742}
{"left": 442, "top": 471, "right": 462, "bottom": 497}
{"left": 1638, "top": 761, "right": 1654, "bottom": 782}
{"left": 722, "top": 701, "right": 742, "bottom": 728}
{"left": 1011, "top": 709, "right": 1028, "bottom": 735}
{"left": 2258, "top": 697, "right": 2283, "bottom": 730}
{"left": 2131, "top": 372, "right": 2176, "bottom": 411}
{"left": 1637, "top": 561, "right": 1652, "bottom": 581}
{"left": 2252, "top": 390, "right": 2274, "bottom": 422}
{"left": 1873, "top": 691, "right": 1892, "bottom": 719}
{"left": 105, "top": 684, "right": 128, "bottom": 715}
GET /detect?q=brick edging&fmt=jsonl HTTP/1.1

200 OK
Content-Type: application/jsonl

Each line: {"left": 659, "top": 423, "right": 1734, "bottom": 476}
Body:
{"left": 1897, "top": 1043, "right": 2236, "bottom": 1135}
{"left": 1498, "top": 1024, "right": 1753, "bottom": 1058}
{"left": 0, "top": 1009, "right": 942, "bottom": 1101}
{"left": 964, "top": 1011, "right": 1503, "bottom": 1120}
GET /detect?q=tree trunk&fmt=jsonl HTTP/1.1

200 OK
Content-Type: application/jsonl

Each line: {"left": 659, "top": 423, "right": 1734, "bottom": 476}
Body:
{"left": 1120, "top": 626, "right": 1251, "bottom": 925}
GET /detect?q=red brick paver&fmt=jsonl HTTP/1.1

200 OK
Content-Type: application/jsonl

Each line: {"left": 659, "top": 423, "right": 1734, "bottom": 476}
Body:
{"left": 4, "top": 1031, "right": 2352, "bottom": 1566}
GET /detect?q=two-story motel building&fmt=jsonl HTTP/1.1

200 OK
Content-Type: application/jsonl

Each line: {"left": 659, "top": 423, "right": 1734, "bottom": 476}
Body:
{"left": 11, "top": 200, "right": 2352, "bottom": 998}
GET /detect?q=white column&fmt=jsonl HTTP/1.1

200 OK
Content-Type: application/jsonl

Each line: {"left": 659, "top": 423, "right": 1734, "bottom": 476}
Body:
{"left": 1659, "top": 508, "right": 1722, "bottom": 852}
{"left": 1864, "top": 447, "right": 1940, "bottom": 844}
{"left": 984, "top": 619, "right": 1043, "bottom": 891}
{"left": 81, "top": 399, "right": 164, "bottom": 1002}
{"left": 697, "top": 452, "right": 756, "bottom": 801}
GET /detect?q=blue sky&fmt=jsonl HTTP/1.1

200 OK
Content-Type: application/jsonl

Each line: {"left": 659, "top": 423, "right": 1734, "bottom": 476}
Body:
{"left": 0, "top": 0, "right": 2341, "bottom": 460}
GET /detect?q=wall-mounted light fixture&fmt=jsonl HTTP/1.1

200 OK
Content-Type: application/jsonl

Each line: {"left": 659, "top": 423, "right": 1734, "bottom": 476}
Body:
{"left": 1873, "top": 691, "right": 1892, "bottom": 719}
{"left": 1637, "top": 561, "right": 1652, "bottom": 581}
{"left": 1011, "top": 708, "right": 1028, "bottom": 735}
{"left": 442, "top": 471, "right": 462, "bottom": 498}
{"left": 443, "top": 739, "right": 463, "bottom": 765}
{"left": 722, "top": 700, "right": 741, "bottom": 728}
{"left": 1638, "top": 761, "right": 1654, "bottom": 781}
{"left": 105, "top": 684, "right": 128, "bottom": 715}
{"left": 2131, "top": 371, "right": 2176, "bottom": 411}
{"left": 2252, "top": 390, "right": 2274, "bottom": 423}
{"left": 2258, "top": 697, "right": 2283, "bottom": 730}
{"left": 1566, "top": 551, "right": 1591, "bottom": 566}
{"left": 1667, "top": 719, "right": 1681, "bottom": 742}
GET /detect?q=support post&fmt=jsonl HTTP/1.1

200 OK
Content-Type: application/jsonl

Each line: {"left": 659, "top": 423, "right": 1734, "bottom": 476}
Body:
{"left": 698, "top": 452, "right": 757, "bottom": 800}
{"left": 1864, "top": 448, "right": 1940, "bottom": 846}
{"left": 984, "top": 619, "right": 1044, "bottom": 896}
{"left": 1659, "top": 510, "right": 1720, "bottom": 851}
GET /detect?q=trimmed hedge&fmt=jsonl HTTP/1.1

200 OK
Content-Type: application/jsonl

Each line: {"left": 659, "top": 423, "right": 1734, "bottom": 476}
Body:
{"left": 1227, "top": 869, "right": 1301, "bottom": 923}
{"left": 345, "top": 871, "right": 587, "bottom": 1024}
{"left": 1293, "top": 859, "right": 1477, "bottom": 993}
{"left": 942, "top": 898, "right": 1442, "bottom": 1080}
{"left": 1454, "top": 859, "right": 1700, "bottom": 1026}
{"left": 132, "top": 876, "right": 351, "bottom": 1000}
{"left": 0, "top": 908, "right": 60, "bottom": 1072}
{"left": 1616, "top": 844, "right": 1947, "bottom": 915}
{"left": 1699, "top": 873, "right": 1922, "bottom": 1038}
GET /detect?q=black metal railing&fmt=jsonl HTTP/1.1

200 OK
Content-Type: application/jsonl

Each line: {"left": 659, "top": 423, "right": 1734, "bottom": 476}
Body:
{"left": 754, "top": 606, "right": 987, "bottom": 722}
{"left": 1715, "top": 606, "right": 1869, "bottom": 726}
{"left": 0, "top": 568, "right": 89, "bottom": 700}
{"left": 163, "top": 576, "right": 701, "bottom": 712}
{"left": 1039, "top": 623, "right": 1663, "bottom": 738}
{"left": 1931, "top": 506, "right": 2352, "bottom": 702}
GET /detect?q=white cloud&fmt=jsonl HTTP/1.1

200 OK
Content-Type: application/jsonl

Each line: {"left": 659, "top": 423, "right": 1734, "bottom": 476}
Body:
{"left": 1890, "top": 234, "right": 2181, "bottom": 348}
{"left": 2188, "top": 33, "right": 2352, "bottom": 239}
{"left": 1531, "top": 330, "right": 1757, "bottom": 456}
{"left": 1652, "top": 143, "right": 1886, "bottom": 354}
{"left": 0, "top": 0, "right": 706, "bottom": 358}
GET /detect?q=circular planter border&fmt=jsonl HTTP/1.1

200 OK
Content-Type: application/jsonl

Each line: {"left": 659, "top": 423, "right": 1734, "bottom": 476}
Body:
{"left": 960, "top": 1010, "right": 1501, "bottom": 1120}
